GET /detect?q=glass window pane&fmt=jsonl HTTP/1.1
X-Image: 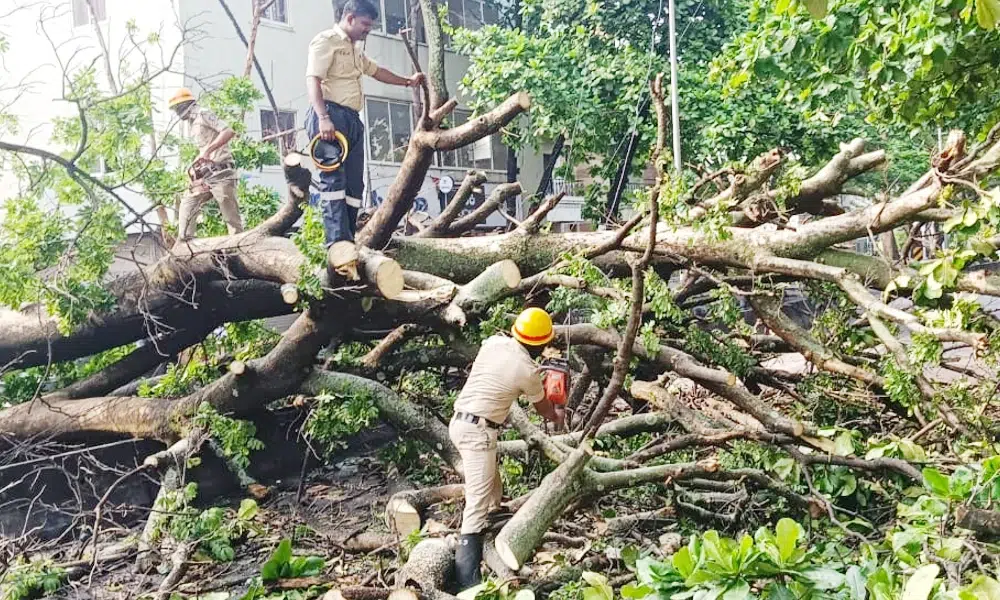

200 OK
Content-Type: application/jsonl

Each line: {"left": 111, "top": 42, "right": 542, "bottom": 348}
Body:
{"left": 448, "top": 0, "right": 464, "bottom": 28}
{"left": 385, "top": 0, "right": 407, "bottom": 34}
{"left": 463, "top": 0, "right": 483, "bottom": 29}
{"left": 455, "top": 111, "right": 474, "bottom": 168}
{"left": 389, "top": 102, "right": 412, "bottom": 162}
{"left": 407, "top": 0, "right": 427, "bottom": 43}
{"left": 491, "top": 134, "right": 507, "bottom": 172}
{"left": 366, "top": 100, "right": 393, "bottom": 162}
{"left": 483, "top": 0, "right": 499, "bottom": 25}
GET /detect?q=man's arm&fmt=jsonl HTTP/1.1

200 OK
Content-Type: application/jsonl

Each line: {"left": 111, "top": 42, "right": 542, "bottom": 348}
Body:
{"left": 372, "top": 67, "right": 425, "bottom": 88}
{"left": 306, "top": 76, "right": 336, "bottom": 141}
{"left": 197, "top": 128, "right": 235, "bottom": 163}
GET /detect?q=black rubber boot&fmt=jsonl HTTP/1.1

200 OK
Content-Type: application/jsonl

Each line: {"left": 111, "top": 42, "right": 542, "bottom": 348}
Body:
{"left": 454, "top": 533, "right": 484, "bottom": 591}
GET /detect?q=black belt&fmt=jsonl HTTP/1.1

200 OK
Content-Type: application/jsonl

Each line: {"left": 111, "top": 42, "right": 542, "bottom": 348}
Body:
{"left": 453, "top": 411, "right": 502, "bottom": 430}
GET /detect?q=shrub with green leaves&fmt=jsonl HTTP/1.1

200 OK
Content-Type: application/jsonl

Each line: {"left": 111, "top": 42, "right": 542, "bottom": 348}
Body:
{"left": 0, "top": 560, "right": 65, "bottom": 600}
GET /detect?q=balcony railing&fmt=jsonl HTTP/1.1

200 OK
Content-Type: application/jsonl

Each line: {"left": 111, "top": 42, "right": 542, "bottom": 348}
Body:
{"left": 545, "top": 179, "right": 649, "bottom": 198}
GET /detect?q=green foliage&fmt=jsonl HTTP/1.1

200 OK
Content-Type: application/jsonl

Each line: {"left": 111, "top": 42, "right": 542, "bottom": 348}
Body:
{"left": 196, "top": 181, "right": 281, "bottom": 238}
{"left": 259, "top": 539, "right": 327, "bottom": 582}
{"left": 880, "top": 356, "right": 922, "bottom": 411}
{"left": 378, "top": 438, "right": 448, "bottom": 486}
{"left": 633, "top": 517, "right": 1000, "bottom": 600}
{"left": 291, "top": 206, "right": 328, "bottom": 302}
{"left": 304, "top": 390, "right": 379, "bottom": 456}
{"left": 716, "top": 0, "right": 1000, "bottom": 134}
{"left": 1, "top": 343, "right": 134, "bottom": 406}
{"left": 154, "top": 484, "right": 260, "bottom": 562}
{"left": 192, "top": 403, "right": 266, "bottom": 470}
{"left": 0, "top": 559, "right": 65, "bottom": 600}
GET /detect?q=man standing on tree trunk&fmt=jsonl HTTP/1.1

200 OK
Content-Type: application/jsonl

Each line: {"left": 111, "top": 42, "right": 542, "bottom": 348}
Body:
{"left": 450, "top": 307, "right": 566, "bottom": 590}
{"left": 169, "top": 88, "right": 243, "bottom": 241}
{"left": 305, "top": 0, "right": 424, "bottom": 246}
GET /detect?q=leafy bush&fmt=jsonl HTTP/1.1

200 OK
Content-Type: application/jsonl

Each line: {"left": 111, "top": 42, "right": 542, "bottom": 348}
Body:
{"left": 0, "top": 560, "right": 65, "bottom": 600}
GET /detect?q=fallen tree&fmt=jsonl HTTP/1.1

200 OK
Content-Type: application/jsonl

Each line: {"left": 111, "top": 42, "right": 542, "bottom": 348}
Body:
{"left": 3, "top": 12, "right": 1000, "bottom": 598}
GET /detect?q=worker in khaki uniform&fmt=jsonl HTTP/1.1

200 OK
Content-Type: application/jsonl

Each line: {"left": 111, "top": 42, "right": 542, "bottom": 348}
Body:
{"left": 451, "top": 307, "right": 565, "bottom": 590}
{"left": 304, "top": 0, "right": 424, "bottom": 246}
{"left": 168, "top": 89, "right": 243, "bottom": 241}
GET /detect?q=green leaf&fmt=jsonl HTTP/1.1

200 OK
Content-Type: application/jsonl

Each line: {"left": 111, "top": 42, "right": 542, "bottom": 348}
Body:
{"left": 775, "top": 0, "right": 793, "bottom": 14}
{"left": 673, "top": 547, "right": 696, "bottom": 578}
{"left": 621, "top": 584, "right": 654, "bottom": 599}
{"left": 622, "top": 544, "right": 640, "bottom": 569}
{"left": 801, "top": 567, "right": 846, "bottom": 590}
{"left": 922, "top": 468, "right": 951, "bottom": 497}
{"left": 902, "top": 565, "right": 940, "bottom": 600}
{"left": 775, "top": 518, "right": 801, "bottom": 563}
{"left": 847, "top": 566, "right": 867, "bottom": 600}
{"left": 803, "top": 0, "right": 828, "bottom": 18}
{"left": 976, "top": 0, "right": 1000, "bottom": 29}
{"left": 293, "top": 556, "right": 326, "bottom": 577}
{"left": 722, "top": 580, "right": 751, "bottom": 600}
{"left": 237, "top": 498, "right": 258, "bottom": 521}
{"left": 936, "top": 537, "right": 965, "bottom": 561}
{"left": 963, "top": 576, "right": 1000, "bottom": 600}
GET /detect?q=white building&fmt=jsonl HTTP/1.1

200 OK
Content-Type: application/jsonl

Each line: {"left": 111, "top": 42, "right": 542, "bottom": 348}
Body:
{"left": 0, "top": 0, "right": 583, "bottom": 233}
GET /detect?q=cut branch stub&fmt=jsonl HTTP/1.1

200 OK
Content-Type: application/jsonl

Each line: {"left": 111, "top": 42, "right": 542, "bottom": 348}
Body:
{"left": 385, "top": 484, "right": 465, "bottom": 536}
{"left": 328, "top": 242, "right": 405, "bottom": 299}
{"left": 452, "top": 259, "right": 521, "bottom": 314}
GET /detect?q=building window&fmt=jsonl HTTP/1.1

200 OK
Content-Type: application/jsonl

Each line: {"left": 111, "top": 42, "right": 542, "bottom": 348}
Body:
{"left": 366, "top": 99, "right": 412, "bottom": 163}
{"left": 260, "top": 109, "right": 296, "bottom": 150}
{"left": 260, "top": 0, "right": 288, "bottom": 23}
{"left": 436, "top": 109, "right": 508, "bottom": 171}
{"left": 72, "top": 0, "right": 106, "bottom": 27}
{"left": 445, "top": 0, "right": 499, "bottom": 30}
{"left": 371, "top": 0, "right": 425, "bottom": 41}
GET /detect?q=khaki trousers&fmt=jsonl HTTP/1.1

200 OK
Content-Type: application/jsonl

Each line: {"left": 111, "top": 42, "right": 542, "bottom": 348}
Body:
{"left": 177, "top": 175, "right": 243, "bottom": 240}
{"left": 449, "top": 418, "right": 502, "bottom": 535}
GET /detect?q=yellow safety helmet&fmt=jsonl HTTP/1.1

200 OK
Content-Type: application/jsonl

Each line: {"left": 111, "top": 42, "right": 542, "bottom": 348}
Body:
{"left": 511, "top": 307, "right": 554, "bottom": 346}
{"left": 309, "top": 132, "right": 350, "bottom": 172}
{"left": 168, "top": 88, "right": 196, "bottom": 109}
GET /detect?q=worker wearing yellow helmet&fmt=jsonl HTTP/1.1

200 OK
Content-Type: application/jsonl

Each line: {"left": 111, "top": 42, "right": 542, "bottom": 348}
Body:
{"left": 450, "top": 306, "right": 565, "bottom": 590}
{"left": 167, "top": 88, "right": 243, "bottom": 241}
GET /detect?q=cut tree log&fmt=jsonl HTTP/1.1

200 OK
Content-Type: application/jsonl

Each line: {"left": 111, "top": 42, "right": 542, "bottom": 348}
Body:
{"left": 394, "top": 538, "right": 457, "bottom": 600}
{"left": 451, "top": 259, "right": 521, "bottom": 314}
{"left": 324, "top": 588, "right": 424, "bottom": 600}
{"left": 956, "top": 506, "right": 1000, "bottom": 538}
{"left": 329, "top": 242, "right": 405, "bottom": 299}
{"left": 494, "top": 445, "right": 592, "bottom": 570}
{"left": 386, "top": 484, "right": 466, "bottom": 536}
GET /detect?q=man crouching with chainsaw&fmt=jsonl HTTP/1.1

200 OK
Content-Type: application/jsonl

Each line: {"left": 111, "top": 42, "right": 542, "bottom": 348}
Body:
{"left": 450, "top": 307, "right": 568, "bottom": 590}
{"left": 169, "top": 88, "right": 243, "bottom": 241}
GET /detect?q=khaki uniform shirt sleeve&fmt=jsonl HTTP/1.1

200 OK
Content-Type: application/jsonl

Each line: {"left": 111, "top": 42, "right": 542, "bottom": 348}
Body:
{"left": 360, "top": 52, "right": 379, "bottom": 77}
{"left": 306, "top": 33, "right": 334, "bottom": 79}
{"left": 197, "top": 109, "right": 223, "bottom": 133}
{"left": 523, "top": 365, "right": 545, "bottom": 405}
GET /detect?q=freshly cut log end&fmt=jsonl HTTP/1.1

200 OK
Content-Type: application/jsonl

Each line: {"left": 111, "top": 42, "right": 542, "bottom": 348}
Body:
{"left": 495, "top": 540, "right": 521, "bottom": 572}
{"left": 229, "top": 360, "right": 246, "bottom": 376}
{"left": 385, "top": 485, "right": 466, "bottom": 536}
{"left": 329, "top": 241, "right": 361, "bottom": 281}
{"left": 386, "top": 498, "right": 423, "bottom": 537}
{"left": 453, "top": 260, "right": 522, "bottom": 313}
{"left": 388, "top": 591, "right": 420, "bottom": 600}
{"left": 371, "top": 257, "right": 405, "bottom": 300}
{"left": 281, "top": 283, "right": 299, "bottom": 305}
{"left": 515, "top": 91, "right": 531, "bottom": 110}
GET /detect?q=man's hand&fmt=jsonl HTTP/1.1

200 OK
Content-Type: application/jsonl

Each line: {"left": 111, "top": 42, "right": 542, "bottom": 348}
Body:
{"left": 407, "top": 73, "right": 426, "bottom": 88}
{"left": 318, "top": 115, "right": 336, "bottom": 141}
{"left": 552, "top": 406, "right": 566, "bottom": 432}
{"left": 193, "top": 150, "right": 211, "bottom": 166}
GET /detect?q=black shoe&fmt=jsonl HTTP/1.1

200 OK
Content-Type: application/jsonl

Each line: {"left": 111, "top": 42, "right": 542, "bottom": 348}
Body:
{"left": 454, "top": 533, "right": 484, "bottom": 591}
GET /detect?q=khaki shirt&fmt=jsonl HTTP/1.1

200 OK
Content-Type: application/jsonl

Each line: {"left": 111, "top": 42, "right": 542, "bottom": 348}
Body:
{"left": 305, "top": 25, "right": 379, "bottom": 112}
{"left": 454, "top": 335, "right": 545, "bottom": 424}
{"left": 186, "top": 105, "right": 233, "bottom": 164}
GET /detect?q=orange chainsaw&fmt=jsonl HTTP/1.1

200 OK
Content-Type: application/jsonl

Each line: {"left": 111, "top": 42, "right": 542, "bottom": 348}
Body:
{"left": 540, "top": 356, "right": 570, "bottom": 406}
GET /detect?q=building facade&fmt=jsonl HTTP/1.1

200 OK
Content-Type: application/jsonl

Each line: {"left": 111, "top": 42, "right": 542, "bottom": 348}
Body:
{"left": 1, "top": 0, "right": 582, "bottom": 232}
